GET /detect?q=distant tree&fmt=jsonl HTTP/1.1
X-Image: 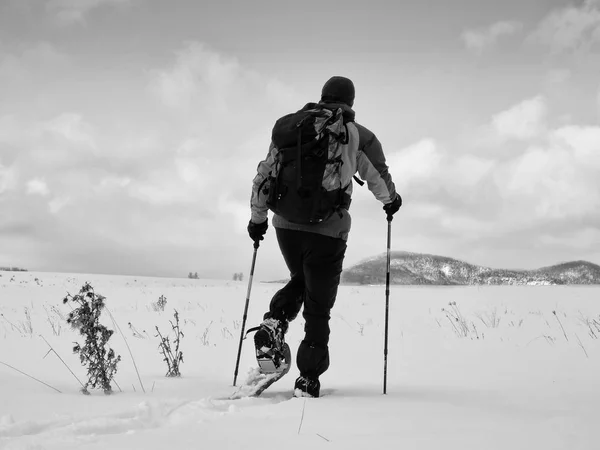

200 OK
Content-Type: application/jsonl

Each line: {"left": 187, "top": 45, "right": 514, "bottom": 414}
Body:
{"left": 194, "top": 272, "right": 199, "bottom": 279}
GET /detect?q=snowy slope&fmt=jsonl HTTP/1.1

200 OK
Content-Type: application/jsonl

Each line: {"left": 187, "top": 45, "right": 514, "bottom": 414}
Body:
{"left": 1, "top": 271, "right": 599, "bottom": 449}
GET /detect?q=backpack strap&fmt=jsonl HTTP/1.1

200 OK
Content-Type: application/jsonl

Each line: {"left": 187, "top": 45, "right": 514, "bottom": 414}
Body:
{"left": 257, "top": 175, "right": 271, "bottom": 199}
{"left": 353, "top": 175, "right": 365, "bottom": 186}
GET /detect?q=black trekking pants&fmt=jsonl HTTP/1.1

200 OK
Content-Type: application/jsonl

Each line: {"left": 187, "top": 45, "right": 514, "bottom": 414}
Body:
{"left": 266, "top": 228, "right": 347, "bottom": 379}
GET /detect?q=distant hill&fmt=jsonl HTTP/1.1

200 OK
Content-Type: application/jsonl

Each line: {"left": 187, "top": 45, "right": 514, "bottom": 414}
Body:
{"left": 341, "top": 251, "right": 600, "bottom": 285}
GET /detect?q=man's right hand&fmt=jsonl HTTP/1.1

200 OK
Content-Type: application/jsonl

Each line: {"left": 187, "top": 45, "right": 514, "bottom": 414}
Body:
{"left": 247, "top": 219, "right": 268, "bottom": 242}
{"left": 383, "top": 194, "right": 402, "bottom": 219}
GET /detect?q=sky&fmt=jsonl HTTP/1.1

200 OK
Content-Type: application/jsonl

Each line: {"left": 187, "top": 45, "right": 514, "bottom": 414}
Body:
{"left": 1, "top": 0, "right": 599, "bottom": 280}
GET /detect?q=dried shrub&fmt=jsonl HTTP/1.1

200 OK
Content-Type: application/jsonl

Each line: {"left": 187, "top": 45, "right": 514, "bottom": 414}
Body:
{"left": 64, "top": 282, "right": 121, "bottom": 394}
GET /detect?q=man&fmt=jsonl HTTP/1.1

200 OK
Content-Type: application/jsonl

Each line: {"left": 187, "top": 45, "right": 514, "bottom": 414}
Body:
{"left": 248, "top": 76, "right": 402, "bottom": 397}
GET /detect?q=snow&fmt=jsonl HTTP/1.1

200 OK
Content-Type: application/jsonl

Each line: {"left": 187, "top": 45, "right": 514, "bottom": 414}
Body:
{"left": 1, "top": 271, "right": 599, "bottom": 449}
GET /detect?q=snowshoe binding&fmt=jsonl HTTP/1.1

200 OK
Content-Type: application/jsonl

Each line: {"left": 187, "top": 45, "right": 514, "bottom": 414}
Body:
{"left": 230, "top": 318, "right": 291, "bottom": 399}
{"left": 251, "top": 318, "right": 289, "bottom": 374}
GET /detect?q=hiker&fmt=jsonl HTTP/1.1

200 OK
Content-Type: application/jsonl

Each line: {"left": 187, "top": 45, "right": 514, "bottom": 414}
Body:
{"left": 247, "top": 76, "right": 402, "bottom": 397}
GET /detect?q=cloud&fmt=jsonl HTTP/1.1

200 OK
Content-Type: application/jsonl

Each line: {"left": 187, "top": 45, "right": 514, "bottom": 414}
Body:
{"left": 386, "top": 139, "right": 443, "bottom": 186}
{"left": 502, "top": 146, "right": 585, "bottom": 220}
{"left": 552, "top": 125, "right": 600, "bottom": 168}
{"left": 491, "top": 96, "right": 547, "bottom": 140}
{"left": 544, "top": 68, "right": 571, "bottom": 85}
{"left": 48, "top": 196, "right": 70, "bottom": 214}
{"left": 461, "top": 20, "right": 523, "bottom": 54}
{"left": 499, "top": 130, "right": 600, "bottom": 223}
{"left": 2, "top": 34, "right": 597, "bottom": 277}
{"left": 539, "top": 227, "right": 600, "bottom": 251}
{"left": 0, "top": 41, "right": 308, "bottom": 278}
{"left": 0, "top": 162, "right": 18, "bottom": 195}
{"left": 95, "top": 176, "right": 131, "bottom": 193}
{"left": 150, "top": 42, "right": 241, "bottom": 111}
{"left": 45, "top": 0, "right": 132, "bottom": 25}
{"left": 0, "top": 114, "right": 22, "bottom": 149}
{"left": 40, "top": 113, "right": 96, "bottom": 149}
{"left": 0, "top": 42, "right": 69, "bottom": 82}
{"left": 385, "top": 139, "right": 496, "bottom": 216}
{"left": 382, "top": 93, "right": 600, "bottom": 265}
{"left": 529, "top": 0, "right": 600, "bottom": 53}
{"left": 26, "top": 178, "right": 50, "bottom": 196}
{"left": 488, "top": 102, "right": 600, "bottom": 227}
{"left": 2, "top": 113, "right": 101, "bottom": 170}
{"left": 447, "top": 155, "right": 495, "bottom": 189}
{"left": 2, "top": 0, "right": 33, "bottom": 14}
{"left": 145, "top": 41, "right": 303, "bottom": 220}
{"left": 149, "top": 42, "right": 299, "bottom": 117}
{"left": 1, "top": 112, "right": 107, "bottom": 215}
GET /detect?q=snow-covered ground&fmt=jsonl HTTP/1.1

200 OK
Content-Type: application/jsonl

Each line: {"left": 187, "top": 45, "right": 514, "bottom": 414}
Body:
{"left": 1, "top": 271, "right": 599, "bottom": 449}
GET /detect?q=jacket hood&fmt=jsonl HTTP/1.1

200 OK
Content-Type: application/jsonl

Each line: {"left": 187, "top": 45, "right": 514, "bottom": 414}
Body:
{"left": 314, "top": 101, "right": 356, "bottom": 122}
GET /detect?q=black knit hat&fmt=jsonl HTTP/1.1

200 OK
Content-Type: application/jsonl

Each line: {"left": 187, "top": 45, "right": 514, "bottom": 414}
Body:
{"left": 321, "top": 76, "right": 355, "bottom": 107}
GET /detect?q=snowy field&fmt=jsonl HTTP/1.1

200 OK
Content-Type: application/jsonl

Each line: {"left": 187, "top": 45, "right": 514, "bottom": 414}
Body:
{"left": 0, "top": 271, "right": 599, "bottom": 450}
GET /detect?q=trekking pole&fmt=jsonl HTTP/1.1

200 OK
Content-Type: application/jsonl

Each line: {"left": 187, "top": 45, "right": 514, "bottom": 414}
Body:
{"left": 233, "top": 240, "right": 260, "bottom": 386}
{"left": 383, "top": 214, "right": 393, "bottom": 394}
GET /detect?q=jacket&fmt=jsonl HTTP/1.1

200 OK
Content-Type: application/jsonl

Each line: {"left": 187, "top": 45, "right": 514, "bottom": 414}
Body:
{"left": 250, "top": 102, "right": 397, "bottom": 241}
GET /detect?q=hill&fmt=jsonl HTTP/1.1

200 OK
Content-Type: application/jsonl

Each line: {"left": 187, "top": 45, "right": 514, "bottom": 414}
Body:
{"left": 341, "top": 251, "right": 600, "bottom": 285}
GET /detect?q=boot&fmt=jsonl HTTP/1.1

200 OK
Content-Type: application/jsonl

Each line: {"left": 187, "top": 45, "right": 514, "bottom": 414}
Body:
{"left": 293, "top": 375, "right": 320, "bottom": 398}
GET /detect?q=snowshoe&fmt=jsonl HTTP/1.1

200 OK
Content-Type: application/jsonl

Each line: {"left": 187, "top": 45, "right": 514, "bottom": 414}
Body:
{"left": 230, "top": 343, "right": 291, "bottom": 399}
{"left": 230, "top": 318, "right": 291, "bottom": 399}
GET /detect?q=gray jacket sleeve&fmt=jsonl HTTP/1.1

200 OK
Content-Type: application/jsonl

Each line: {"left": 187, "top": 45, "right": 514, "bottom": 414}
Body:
{"left": 250, "top": 142, "right": 277, "bottom": 223}
{"left": 355, "top": 123, "right": 397, "bottom": 204}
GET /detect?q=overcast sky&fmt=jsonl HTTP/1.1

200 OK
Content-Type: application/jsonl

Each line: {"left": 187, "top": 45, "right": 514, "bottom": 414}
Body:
{"left": 1, "top": 0, "right": 599, "bottom": 281}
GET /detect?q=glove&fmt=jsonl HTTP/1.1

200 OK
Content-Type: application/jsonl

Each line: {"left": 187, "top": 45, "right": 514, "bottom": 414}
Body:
{"left": 383, "top": 194, "right": 402, "bottom": 219}
{"left": 247, "top": 219, "right": 268, "bottom": 242}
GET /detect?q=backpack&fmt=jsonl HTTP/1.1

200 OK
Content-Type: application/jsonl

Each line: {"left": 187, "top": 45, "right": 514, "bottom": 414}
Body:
{"left": 263, "top": 103, "right": 351, "bottom": 225}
